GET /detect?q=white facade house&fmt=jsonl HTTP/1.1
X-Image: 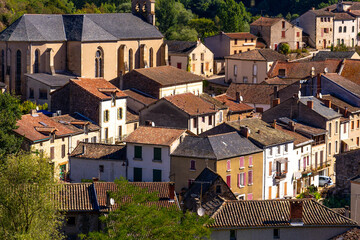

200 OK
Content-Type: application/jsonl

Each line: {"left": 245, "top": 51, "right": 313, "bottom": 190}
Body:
{"left": 69, "top": 142, "right": 126, "bottom": 182}
{"left": 333, "top": 17, "right": 357, "bottom": 47}
{"left": 125, "top": 126, "right": 188, "bottom": 182}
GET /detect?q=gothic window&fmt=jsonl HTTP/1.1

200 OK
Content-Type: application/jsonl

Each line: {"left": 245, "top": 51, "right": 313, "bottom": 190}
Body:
{"left": 95, "top": 48, "right": 104, "bottom": 78}
{"left": 149, "top": 48, "right": 154, "bottom": 67}
{"left": 34, "top": 49, "right": 40, "bottom": 73}
{"left": 129, "top": 49, "right": 134, "bottom": 71}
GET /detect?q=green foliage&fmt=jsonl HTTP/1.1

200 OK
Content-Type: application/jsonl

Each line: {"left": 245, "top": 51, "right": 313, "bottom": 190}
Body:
{"left": 20, "top": 100, "right": 48, "bottom": 115}
{"left": 296, "top": 185, "right": 321, "bottom": 200}
{"left": 278, "top": 43, "right": 290, "bottom": 55}
{"left": 332, "top": 44, "right": 349, "bottom": 52}
{"left": 218, "top": 0, "right": 250, "bottom": 32}
{"left": 189, "top": 18, "right": 218, "bottom": 40}
{"left": 323, "top": 194, "right": 350, "bottom": 208}
{"left": 166, "top": 25, "right": 198, "bottom": 41}
{"left": 0, "top": 152, "right": 64, "bottom": 239}
{"left": 81, "top": 178, "right": 212, "bottom": 240}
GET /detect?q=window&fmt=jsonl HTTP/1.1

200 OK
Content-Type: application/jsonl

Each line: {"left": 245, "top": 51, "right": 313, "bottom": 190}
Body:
{"left": 117, "top": 108, "right": 123, "bottom": 120}
{"left": 239, "top": 157, "right": 244, "bottom": 169}
{"left": 234, "top": 39, "right": 238, "bottom": 45}
{"left": 337, "top": 39, "right": 341, "bottom": 45}
{"left": 344, "top": 26, "right": 347, "bottom": 33}
{"left": 190, "top": 160, "right": 196, "bottom": 170}
{"left": 153, "top": 169, "right": 161, "bottom": 182}
{"left": 328, "top": 143, "right": 331, "bottom": 156}
{"left": 227, "top": 160, "right": 231, "bottom": 171}
{"left": 353, "top": 26, "right": 355, "bottom": 32}
{"left": 234, "top": 50, "right": 237, "bottom": 54}
{"left": 230, "top": 230, "right": 236, "bottom": 240}
{"left": 29, "top": 88, "right": 34, "bottom": 99}
{"left": 16, "top": 50, "right": 21, "bottom": 94}
{"left": 129, "top": 49, "right": 134, "bottom": 71}
{"left": 208, "top": 115, "right": 212, "bottom": 125}
{"left": 118, "top": 126, "right": 122, "bottom": 140}
{"left": 193, "top": 118, "right": 197, "bottom": 129}
{"left": 134, "top": 146, "right": 142, "bottom": 159}
{"left": 104, "top": 128, "right": 109, "bottom": 141}
{"left": 103, "top": 110, "right": 109, "bottom": 122}
{"left": 249, "top": 156, "right": 253, "bottom": 166}
{"left": 358, "top": 120, "right": 360, "bottom": 129}
{"left": 269, "top": 186, "right": 272, "bottom": 199}
{"left": 335, "top": 141, "right": 338, "bottom": 153}
{"left": 282, "top": 21, "right": 285, "bottom": 28}
{"left": 202, "top": 116, "right": 205, "bottom": 123}
{"left": 253, "top": 76, "right": 257, "bottom": 83}
{"left": 50, "top": 147, "right": 55, "bottom": 160}
{"left": 50, "top": 134, "right": 55, "bottom": 143}
{"left": 339, "top": 26, "right": 342, "bottom": 33}
{"left": 269, "top": 161, "right": 272, "bottom": 176}
{"left": 226, "top": 175, "right": 231, "bottom": 187}
{"left": 357, "top": 137, "right": 359, "bottom": 146}
{"left": 253, "top": 64, "right": 257, "bottom": 76}
{"left": 153, "top": 147, "right": 161, "bottom": 161}
{"left": 278, "top": 69, "right": 286, "bottom": 77}
{"left": 99, "top": 165, "right": 104, "bottom": 173}
{"left": 335, "top": 121, "right": 338, "bottom": 134}
{"left": 329, "top": 123, "right": 332, "bottom": 136}
{"left": 352, "top": 121, "right": 355, "bottom": 130}
{"left": 281, "top": 31, "right": 285, "bottom": 38}
{"left": 219, "top": 111, "right": 223, "bottom": 122}
{"left": 269, "top": 148, "right": 273, "bottom": 156}
{"left": 248, "top": 171, "right": 253, "bottom": 185}
{"left": 92, "top": 136, "right": 97, "bottom": 143}
{"left": 134, "top": 167, "right": 142, "bottom": 181}
{"left": 216, "top": 185, "right": 221, "bottom": 194}
{"left": 95, "top": 48, "right": 103, "bottom": 78}
{"left": 149, "top": 48, "right": 154, "bottom": 67}
{"left": 177, "top": 62, "right": 182, "bottom": 69}
{"left": 61, "top": 144, "right": 66, "bottom": 158}
{"left": 344, "top": 124, "right": 347, "bottom": 133}
{"left": 67, "top": 217, "right": 76, "bottom": 226}
{"left": 284, "top": 144, "right": 288, "bottom": 152}
{"left": 201, "top": 53, "right": 204, "bottom": 61}
{"left": 297, "top": 32, "right": 300, "bottom": 37}
{"left": 192, "top": 53, "right": 196, "bottom": 61}
{"left": 273, "top": 229, "right": 280, "bottom": 239}
{"left": 328, "top": 17, "right": 330, "bottom": 22}
{"left": 39, "top": 89, "right": 47, "bottom": 100}
{"left": 238, "top": 173, "right": 245, "bottom": 187}
{"left": 34, "top": 49, "right": 40, "bottom": 73}
{"left": 134, "top": 123, "right": 138, "bottom": 131}
{"left": 321, "top": 17, "right": 323, "bottom": 22}
{"left": 234, "top": 65, "right": 237, "bottom": 76}
{"left": 243, "top": 76, "right": 248, "bottom": 83}
{"left": 324, "top": 28, "right": 329, "bottom": 33}
{"left": 277, "top": 146, "right": 280, "bottom": 154}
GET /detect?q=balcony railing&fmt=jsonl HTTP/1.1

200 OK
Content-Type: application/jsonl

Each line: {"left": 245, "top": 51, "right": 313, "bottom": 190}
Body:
{"left": 312, "top": 140, "right": 325, "bottom": 146}
{"left": 301, "top": 161, "right": 331, "bottom": 175}
{"left": 275, "top": 171, "right": 287, "bottom": 180}
{"left": 100, "top": 137, "right": 114, "bottom": 144}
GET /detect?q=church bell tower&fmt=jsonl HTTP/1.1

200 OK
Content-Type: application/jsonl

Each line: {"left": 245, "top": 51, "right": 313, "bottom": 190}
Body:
{"left": 131, "top": 0, "right": 156, "bottom": 26}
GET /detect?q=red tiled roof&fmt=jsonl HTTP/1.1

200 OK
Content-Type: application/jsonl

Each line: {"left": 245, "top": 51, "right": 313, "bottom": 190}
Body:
{"left": 263, "top": 77, "right": 299, "bottom": 85}
{"left": 14, "top": 113, "right": 74, "bottom": 142}
{"left": 70, "top": 77, "right": 127, "bottom": 100}
{"left": 165, "top": 93, "right": 218, "bottom": 116}
{"left": 124, "top": 126, "right": 186, "bottom": 146}
{"left": 214, "top": 94, "right": 254, "bottom": 113}
{"left": 223, "top": 32, "right": 257, "bottom": 39}
{"left": 209, "top": 199, "right": 357, "bottom": 228}
{"left": 340, "top": 59, "right": 360, "bottom": 85}
{"left": 268, "top": 59, "right": 342, "bottom": 79}
{"left": 126, "top": 109, "right": 139, "bottom": 123}
{"left": 123, "top": 89, "right": 157, "bottom": 106}
{"left": 226, "top": 49, "right": 288, "bottom": 61}
{"left": 276, "top": 124, "right": 313, "bottom": 146}
{"left": 250, "top": 17, "right": 283, "bottom": 26}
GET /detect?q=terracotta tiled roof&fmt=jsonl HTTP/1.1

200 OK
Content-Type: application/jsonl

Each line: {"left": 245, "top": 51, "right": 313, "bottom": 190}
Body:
{"left": 214, "top": 94, "right": 254, "bottom": 113}
{"left": 334, "top": 12, "right": 356, "bottom": 20}
{"left": 129, "top": 66, "right": 204, "bottom": 87}
{"left": 226, "top": 83, "right": 286, "bottom": 105}
{"left": 330, "top": 228, "right": 360, "bottom": 240}
{"left": 277, "top": 117, "right": 327, "bottom": 137}
{"left": 250, "top": 17, "right": 283, "bottom": 26}
{"left": 223, "top": 32, "right": 257, "bottom": 39}
{"left": 14, "top": 113, "right": 75, "bottom": 142}
{"left": 320, "top": 95, "right": 360, "bottom": 113}
{"left": 340, "top": 59, "right": 360, "bottom": 85}
{"left": 276, "top": 124, "right": 313, "bottom": 146}
{"left": 200, "top": 93, "right": 228, "bottom": 110}
{"left": 94, "top": 182, "right": 177, "bottom": 210}
{"left": 70, "top": 142, "right": 126, "bottom": 160}
{"left": 51, "top": 114, "right": 100, "bottom": 134}
{"left": 70, "top": 77, "right": 127, "bottom": 100}
{"left": 53, "top": 183, "right": 96, "bottom": 212}
{"left": 309, "top": 9, "right": 335, "bottom": 16}
{"left": 124, "top": 126, "right": 186, "bottom": 146}
{"left": 126, "top": 109, "right": 139, "bottom": 123}
{"left": 209, "top": 199, "right": 357, "bottom": 228}
{"left": 164, "top": 93, "right": 218, "bottom": 116}
{"left": 226, "top": 49, "right": 288, "bottom": 61}
{"left": 123, "top": 89, "right": 157, "bottom": 106}
{"left": 263, "top": 77, "right": 299, "bottom": 85}
{"left": 268, "top": 59, "right": 342, "bottom": 79}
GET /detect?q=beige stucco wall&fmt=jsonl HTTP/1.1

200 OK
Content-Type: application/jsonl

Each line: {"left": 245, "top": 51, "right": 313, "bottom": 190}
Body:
{"left": 229, "top": 38, "right": 256, "bottom": 55}
{"left": 225, "top": 58, "right": 268, "bottom": 84}
{"left": 189, "top": 43, "right": 214, "bottom": 77}
{"left": 159, "top": 81, "right": 203, "bottom": 98}
{"left": 270, "top": 20, "right": 303, "bottom": 50}
{"left": 351, "top": 181, "right": 360, "bottom": 223}
{"left": 315, "top": 16, "right": 334, "bottom": 49}
{"left": 349, "top": 114, "right": 360, "bottom": 149}
{"left": 326, "top": 117, "right": 341, "bottom": 180}
{"left": 169, "top": 55, "right": 188, "bottom": 71}
{"left": 334, "top": 19, "right": 358, "bottom": 47}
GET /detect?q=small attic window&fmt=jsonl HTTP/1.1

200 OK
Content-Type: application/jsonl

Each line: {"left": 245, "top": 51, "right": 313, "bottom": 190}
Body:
{"left": 111, "top": 93, "right": 116, "bottom": 106}
{"left": 278, "top": 69, "right": 286, "bottom": 77}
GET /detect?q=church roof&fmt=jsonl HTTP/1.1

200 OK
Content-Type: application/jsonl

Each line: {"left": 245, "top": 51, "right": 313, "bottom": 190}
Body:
{"left": 0, "top": 13, "right": 163, "bottom": 42}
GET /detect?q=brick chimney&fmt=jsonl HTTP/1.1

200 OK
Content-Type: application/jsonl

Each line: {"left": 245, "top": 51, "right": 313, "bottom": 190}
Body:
{"left": 169, "top": 182, "right": 175, "bottom": 202}
{"left": 30, "top": 109, "right": 38, "bottom": 117}
{"left": 307, "top": 100, "right": 314, "bottom": 109}
{"left": 289, "top": 121, "right": 296, "bottom": 131}
{"left": 272, "top": 98, "right": 280, "bottom": 107}
{"left": 324, "top": 99, "right": 331, "bottom": 108}
{"left": 290, "top": 200, "right": 304, "bottom": 225}
{"left": 272, "top": 119, "right": 277, "bottom": 129}
{"left": 311, "top": 7, "right": 315, "bottom": 10}
{"left": 240, "top": 127, "right": 250, "bottom": 138}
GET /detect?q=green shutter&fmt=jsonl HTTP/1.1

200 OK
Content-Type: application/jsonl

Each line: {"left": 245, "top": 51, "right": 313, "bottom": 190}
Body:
{"left": 153, "top": 147, "right": 161, "bottom": 161}
{"left": 134, "top": 167, "right": 142, "bottom": 181}
{"left": 134, "top": 146, "right": 142, "bottom": 159}
{"left": 153, "top": 169, "right": 161, "bottom": 182}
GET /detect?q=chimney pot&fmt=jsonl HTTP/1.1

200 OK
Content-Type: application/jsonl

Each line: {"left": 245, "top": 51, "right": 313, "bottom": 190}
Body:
{"left": 241, "top": 127, "right": 250, "bottom": 138}
{"left": 30, "top": 109, "right": 38, "bottom": 116}
{"left": 272, "top": 119, "right": 277, "bottom": 129}
{"left": 324, "top": 99, "right": 332, "bottom": 108}
{"left": 307, "top": 100, "right": 314, "bottom": 109}
{"left": 272, "top": 98, "right": 280, "bottom": 107}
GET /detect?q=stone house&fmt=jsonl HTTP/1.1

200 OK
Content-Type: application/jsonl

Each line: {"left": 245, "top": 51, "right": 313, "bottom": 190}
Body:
{"left": 350, "top": 174, "right": 360, "bottom": 224}
{"left": 125, "top": 109, "right": 139, "bottom": 138}
{"left": 51, "top": 78, "right": 127, "bottom": 144}
{"left": 69, "top": 142, "right": 126, "bottom": 183}
{"left": 13, "top": 111, "right": 100, "bottom": 180}
{"left": 140, "top": 93, "right": 222, "bottom": 135}
{"left": 123, "top": 89, "right": 157, "bottom": 114}
{"left": 124, "top": 126, "right": 189, "bottom": 182}
{"left": 208, "top": 199, "right": 357, "bottom": 240}
{"left": 0, "top": 0, "right": 167, "bottom": 97}
{"left": 121, "top": 66, "right": 204, "bottom": 99}
{"left": 225, "top": 49, "right": 288, "bottom": 84}
{"left": 171, "top": 132, "right": 263, "bottom": 200}
{"left": 165, "top": 40, "right": 214, "bottom": 77}
{"left": 250, "top": 17, "right": 303, "bottom": 50}
{"left": 262, "top": 96, "right": 342, "bottom": 181}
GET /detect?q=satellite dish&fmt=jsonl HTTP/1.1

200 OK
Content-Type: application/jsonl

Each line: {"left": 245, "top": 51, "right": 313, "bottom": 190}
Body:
{"left": 324, "top": 67, "right": 328, "bottom": 73}
{"left": 319, "top": 93, "right": 323, "bottom": 99}
{"left": 110, "top": 198, "right": 115, "bottom": 206}
{"left": 197, "top": 207, "right": 205, "bottom": 217}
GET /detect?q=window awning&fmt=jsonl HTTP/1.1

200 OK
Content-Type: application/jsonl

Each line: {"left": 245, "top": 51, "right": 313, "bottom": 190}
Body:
{"left": 342, "top": 139, "right": 356, "bottom": 148}
{"left": 275, "top": 158, "right": 288, "bottom": 164}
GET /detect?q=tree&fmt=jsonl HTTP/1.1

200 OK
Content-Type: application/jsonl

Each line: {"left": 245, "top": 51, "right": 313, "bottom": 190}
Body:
{"left": 82, "top": 178, "right": 212, "bottom": 240}
{"left": 278, "top": 43, "right": 290, "bottom": 55}
{"left": 0, "top": 92, "right": 22, "bottom": 158}
{"left": 166, "top": 25, "right": 198, "bottom": 41}
{"left": 0, "top": 153, "right": 64, "bottom": 239}
{"left": 218, "top": 0, "right": 251, "bottom": 32}
{"left": 189, "top": 18, "right": 218, "bottom": 40}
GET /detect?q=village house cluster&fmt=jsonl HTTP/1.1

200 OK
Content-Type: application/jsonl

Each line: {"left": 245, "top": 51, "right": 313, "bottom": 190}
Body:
{"left": 2, "top": 0, "right": 360, "bottom": 239}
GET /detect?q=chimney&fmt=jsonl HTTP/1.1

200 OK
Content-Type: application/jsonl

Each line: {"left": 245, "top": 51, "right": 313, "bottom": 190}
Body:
{"left": 272, "top": 98, "right": 280, "bottom": 107}
{"left": 92, "top": 177, "right": 99, "bottom": 182}
{"left": 236, "top": 92, "right": 241, "bottom": 102}
{"left": 30, "top": 109, "right": 38, "bottom": 117}
{"left": 324, "top": 99, "right": 332, "bottom": 108}
{"left": 344, "top": 107, "right": 348, "bottom": 117}
{"left": 311, "top": 7, "right": 315, "bottom": 10}
{"left": 274, "top": 86, "right": 279, "bottom": 98}
{"left": 307, "top": 100, "right": 314, "bottom": 109}
{"left": 169, "top": 183, "right": 175, "bottom": 202}
{"left": 272, "top": 119, "right": 277, "bottom": 129}
{"left": 317, "top": 74, "right": 321, "bottom": 95}
{"left": 290, "top": 200, "right": 304, "bottom": 226}
{"left": 240, "top": 127, "right": 250, "bottom": 138}
{"left": 289, "top": 121, "right": 296, "bottom": 131}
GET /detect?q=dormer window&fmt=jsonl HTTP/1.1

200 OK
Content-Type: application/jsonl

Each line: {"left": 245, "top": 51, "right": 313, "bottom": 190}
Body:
{"left": 111, "top": 93, "right": 116, "bottom": 106}
{"left": 278, "top": 69, "right": 286, "bottom": 77}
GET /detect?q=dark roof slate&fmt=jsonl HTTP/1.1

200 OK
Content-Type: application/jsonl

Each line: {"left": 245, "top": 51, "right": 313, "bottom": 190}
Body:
{"left": 313, "top": 51, "right": 358, "bottom": 61}
{"left": 25, "top": 72, "right": 76, "bottom": 87}
{"left": 165, "top": 40, "right": 198, "bottom": 54}
{"left": 70, "top": 142, "right": 126, "bottom": 160}
{"left": 299, "top": 96, "right": 342, "bottom": 120}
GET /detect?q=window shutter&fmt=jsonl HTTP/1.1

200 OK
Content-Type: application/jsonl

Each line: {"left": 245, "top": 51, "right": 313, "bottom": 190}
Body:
{"left": 285, "top": 160, "right": 288, "bottom": 172}
{"left": 247, "top": 193, "right": 253, "bottom": 200}
{"left": 237, "top": 173, "right": 240, "bottom": 188}
{"left": 226, "top": 175, "right": 231, "bottom": 187}
{"left": 284, "top": 182, "right": 287, "bottom": 196}
{"left": 249, "top": 156, "right": 253, "bottom": 166}
{"left": 248, "top": 171, "right": 253, "bottom": 185}
{"left": 269, "top": 161, "right": 272, "bottom": 176}
{"left": 227, "top": 160, "right": 231, "bottom": 171}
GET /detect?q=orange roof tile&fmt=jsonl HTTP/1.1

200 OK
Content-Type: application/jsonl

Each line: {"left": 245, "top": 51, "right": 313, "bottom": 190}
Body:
{"left": 214, "top": 94, "right": 254, "bottom": 113}
{"left": 340, "top": 59, "right": 360, "bottom": 85}
{"left": 124, "top": 126, "right": 186, "bottom": 146}
{"left": 164, "top": 93, "right": 217, "bottom": 116}
{"left": 250, "top": 17, "right": 283, "bottom": 26}
{"left": 224, "top": 32, "right": 257, "bottom": 39}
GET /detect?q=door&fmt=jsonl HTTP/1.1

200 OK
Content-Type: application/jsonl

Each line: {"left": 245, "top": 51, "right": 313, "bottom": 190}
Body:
{"left": 201, "top": 63, "right": 204, "bottom": 74}
{"left": 323, "top": 39, "right": 327, "bottom": 48}
{"left": 177, "top": 62, "right": 182, "bottom": 69}
{"left": 134, "top": 167, "right": 142, "bottom": 182}
{"left": 297, "top": 41, "right": 300, "bottom": 49}
{"left": 153, "top": 169, "right": 161, "bottom": 182}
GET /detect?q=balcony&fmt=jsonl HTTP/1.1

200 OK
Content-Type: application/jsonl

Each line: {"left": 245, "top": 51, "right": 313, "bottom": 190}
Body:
{"left": 100, "top": 137, "right": 114, "bottom": 144}
{"left": 275, "top": 171, "right": 287, "bottom": 180}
